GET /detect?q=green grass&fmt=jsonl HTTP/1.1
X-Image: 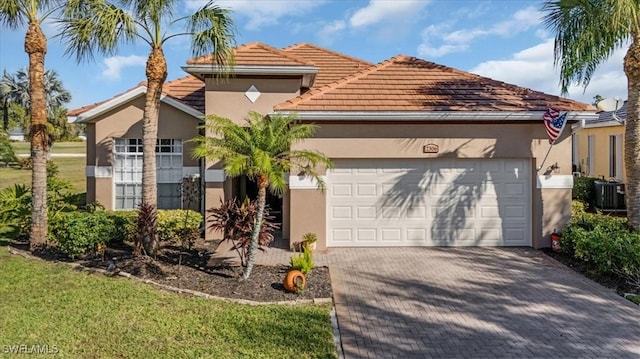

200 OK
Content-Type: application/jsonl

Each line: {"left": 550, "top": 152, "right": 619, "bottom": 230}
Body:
{"left": 11, "top": 141, "right": 86, "bottom": 155}
{"left": 0, "top": 157, "right": 86, "bottom": 192}
{"left": 0, "top": 247, "right": 337, "bottom": 358}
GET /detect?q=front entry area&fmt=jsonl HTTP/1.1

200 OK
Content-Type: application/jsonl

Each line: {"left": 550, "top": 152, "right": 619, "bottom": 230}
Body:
{"left": 326, "top": 158, "right": 531, "bottom": 247}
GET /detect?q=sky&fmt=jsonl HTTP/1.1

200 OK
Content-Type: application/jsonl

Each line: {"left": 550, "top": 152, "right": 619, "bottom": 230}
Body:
{"left": 0, "top": 0, "right": 629, "bottom": 111}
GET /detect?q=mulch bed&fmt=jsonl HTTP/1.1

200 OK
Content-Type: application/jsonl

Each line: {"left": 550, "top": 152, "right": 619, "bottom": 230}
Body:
{"left": 541, "top": 248, "right": 639, "bottom": 297}
{"left": 13, "top": 241, "right": 333, "bottom": 303}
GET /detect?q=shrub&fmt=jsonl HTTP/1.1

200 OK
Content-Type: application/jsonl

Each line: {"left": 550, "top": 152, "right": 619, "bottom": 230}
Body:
{"left": 157, "top": 209, "right": 202, "bottom": 246}
{"left": 208, "top": 198, "right": 278, "bottom": 267}
{"left": 572, "top": 177, "right": 597, "bottom": 207}
{"left": 104, "top": 210, "right": 137, "bottom": 244}
{"left": 562, "top": 211, "right": 640, "bottom": 285}
{"left": 0, "top": 184, "right": 31, "bottom": 240}
{"left": 290, "top": 246, "right": 314, "bottom": 275}
{"left": 49, "top": 211, "right": 113, "bottom": 259}
{"left": 0, "top": 131, "right": 18, "bottom": 167}
{"left": 103, "top": 209, "right": 202, "bottom": 247}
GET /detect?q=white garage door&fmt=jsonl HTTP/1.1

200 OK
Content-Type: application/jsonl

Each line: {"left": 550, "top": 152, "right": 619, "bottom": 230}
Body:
{"left": 326, "top": 158, "right": 531, "bottom": 247}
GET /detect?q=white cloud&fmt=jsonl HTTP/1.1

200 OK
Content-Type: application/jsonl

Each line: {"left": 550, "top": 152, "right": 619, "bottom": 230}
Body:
{"left": 185, "top": 0, "right": 326, "bottom": 30}
{"left": 418, "top": 6, "right": 542, "bottom": 58}
{"left": 317, "top": 20, "right": 346, "bottom": 46}
{"left": 349, "top": 0, "right": 429, "bottom": 28}
{"left": 101, "top": 55, "right": 146, "bottom": 80}
{"left": 470, "top": 39, "right": 627, "bottom": 103}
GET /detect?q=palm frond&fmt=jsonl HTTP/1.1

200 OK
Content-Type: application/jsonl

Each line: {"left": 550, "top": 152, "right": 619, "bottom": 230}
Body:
{"left": 542, "top": 0, "right": 634, "bottom": 93}
{"left": 0, "top": 0, "right": 27, "bottom": 28}
{"left": 192, "top": 112, "right": 333, "bottom": 195}
{"left": 188, "top": 1, "right": 235, "bottom": 74}
{"left": 59, "top": 0, "right": 137, "bottom": 62}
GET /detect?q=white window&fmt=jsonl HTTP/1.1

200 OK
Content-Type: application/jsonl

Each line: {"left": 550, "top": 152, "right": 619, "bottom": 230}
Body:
{"left": 587, "top": 135, "right": 595, "bottom": 176}
{"left": 114, "top": 138, "right": 183, "bottom": 210}
{"left": 572, "top": 133, "right": 579, "bottom": 172}
{"left": 609, "top": 134, "right": 623, "bottom": 180}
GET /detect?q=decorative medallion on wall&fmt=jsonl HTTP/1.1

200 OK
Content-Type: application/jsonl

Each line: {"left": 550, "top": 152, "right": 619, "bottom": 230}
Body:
{"left": 423, "top": 144, "right": 439, "bottom": 153}
{"left": 245, "top": 85, "right": 261, "bottom": 103}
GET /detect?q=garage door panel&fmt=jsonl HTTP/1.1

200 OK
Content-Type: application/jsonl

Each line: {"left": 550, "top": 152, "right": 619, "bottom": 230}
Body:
{"left": 332, "top": 183, "right": 352, "bottom": 196}
{"left": 331, "top": 206, "right": 352, "bottom": 219}
{"left": 327, "top": 159, "right": 531, "bottom": 247}
{"left": 357, "top": 206, "right": 376, "bottom": 219}
{"left": 381, "top": 228, "right": 402, "bottom": 242}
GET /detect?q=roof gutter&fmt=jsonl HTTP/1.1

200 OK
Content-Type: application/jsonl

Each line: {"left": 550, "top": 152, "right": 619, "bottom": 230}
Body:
{"left": 181, "top": 65, "right": 318, "bottom": 88}
{"left": 272, "top": 110, "right": 598, "bottom": 122}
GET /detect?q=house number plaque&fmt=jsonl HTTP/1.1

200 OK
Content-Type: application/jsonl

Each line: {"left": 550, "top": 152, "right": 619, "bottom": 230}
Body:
{"left": 423, "top": 144, "right": 439, "bottom": 153}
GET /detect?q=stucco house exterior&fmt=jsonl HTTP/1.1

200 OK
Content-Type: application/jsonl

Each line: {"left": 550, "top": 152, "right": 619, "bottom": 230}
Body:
{"left": 572, "top": 102, "right": 626, "bottom": 182}
{"left": 68, "top": 42, "right": 597, "bottom": 250}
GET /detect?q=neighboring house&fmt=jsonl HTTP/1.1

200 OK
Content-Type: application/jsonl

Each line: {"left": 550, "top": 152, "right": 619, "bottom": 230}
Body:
{"left": 572, "top": 102, "right": 626, "bottom": 181}
{"left": 8, "top": 127, "right": 25, "bottom": 141}
{"left": 68, "top": 42, "right": 597, "bottom": 250}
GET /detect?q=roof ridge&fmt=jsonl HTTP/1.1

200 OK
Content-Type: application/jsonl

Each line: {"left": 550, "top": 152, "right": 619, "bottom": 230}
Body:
{"left": 275, "top": 55, "right": 399, "bottom": 109}
{"left": 283, "top": 42, "right": 373, "bottom": 66}
{"left": 239, "top": 42, "right": 315, "bottom": 66}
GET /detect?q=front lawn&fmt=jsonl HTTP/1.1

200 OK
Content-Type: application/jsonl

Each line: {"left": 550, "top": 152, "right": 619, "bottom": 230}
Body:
{"left": 0, "top": 157, "right": 85, "bottom": 192}
{"left": 11, "top": 141, "right": 86, "bottom": 155}
{"left": 0, "top": 247, "right": 337, "bottom": 358}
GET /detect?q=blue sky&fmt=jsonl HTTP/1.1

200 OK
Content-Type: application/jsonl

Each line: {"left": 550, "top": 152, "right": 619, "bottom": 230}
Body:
{"left": 0, "top": 0, "right": 628, "bottom": 110}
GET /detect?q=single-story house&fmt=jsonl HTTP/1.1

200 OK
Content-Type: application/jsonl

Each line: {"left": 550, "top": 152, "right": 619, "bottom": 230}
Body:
{"left": 8, "top": 127, "right": 25, "bottom": 141}
{"left": 572, "top": 101, "right": 626, "bottom": 181}
{"left": 68, "top": 42, "right": 597, "bottom": 250}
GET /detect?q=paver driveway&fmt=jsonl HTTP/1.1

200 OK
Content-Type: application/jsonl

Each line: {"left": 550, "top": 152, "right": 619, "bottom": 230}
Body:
{"left": 255, "top": 246, "right": 640, "bottom": 359}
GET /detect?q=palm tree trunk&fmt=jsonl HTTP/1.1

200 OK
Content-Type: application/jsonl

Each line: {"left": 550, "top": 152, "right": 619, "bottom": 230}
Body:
{"left": 243, "top": 176, "right": 268, "bottom": 279}
{"left": 25, "top": 22, "right": 48, "bottom": 251}
{"left": 625, "top": 33, "right": 640, "bottom": 230}
{"left": 141, "top": 47, "right": 167, "bottom": 257}
{"left": 2, "top": 99, "right": 8, "bottom": 132}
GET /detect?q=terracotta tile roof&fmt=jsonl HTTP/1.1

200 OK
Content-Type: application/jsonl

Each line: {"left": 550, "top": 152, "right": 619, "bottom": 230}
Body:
{"left": 282, "top": 43, "right": 373, "bottom": 88}
{"left": 187, "top": 42, "right": 313, "bottom": 66}
{"left": 275, "top": 55, "right": 594, "bottom": 112}
{"left": 67, "top": 76, "right": 205, "bottom": 117}
{"left": 161, "top": 75, "right": 205, "bottom": 113}
{"left": 66, "top": 82, "right": 144, "bottom": 117}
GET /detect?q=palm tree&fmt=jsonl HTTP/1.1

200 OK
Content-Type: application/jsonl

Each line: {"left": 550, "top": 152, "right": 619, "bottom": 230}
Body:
{"left": 1, "top": 68, "right": 72, "bottom": 143}
{"left": 0, "top": 0, "right": 64, "bottom": 250}
{"left": 192, "top": 111, "right": 333, "bottom": 279}
{"left": 542, "top": 0, "right": 640, "bottom": 229}
{"left": 59, "top": 0, "right": 235, "bottom": 256}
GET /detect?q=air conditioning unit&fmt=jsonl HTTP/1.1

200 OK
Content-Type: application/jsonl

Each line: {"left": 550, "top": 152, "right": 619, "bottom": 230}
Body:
{"left": 594, "top": 181, "right": 626, "bottom": 210}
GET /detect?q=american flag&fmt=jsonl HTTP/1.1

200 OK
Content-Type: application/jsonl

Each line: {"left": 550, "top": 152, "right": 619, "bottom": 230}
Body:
{"left": 543, "top": 108, "right": 568, "bottom": 144}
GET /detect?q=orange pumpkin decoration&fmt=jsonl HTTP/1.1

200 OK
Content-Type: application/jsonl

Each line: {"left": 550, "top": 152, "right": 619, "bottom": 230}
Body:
{"left": 283, "top": 270, "right": 306, "bottom": 293}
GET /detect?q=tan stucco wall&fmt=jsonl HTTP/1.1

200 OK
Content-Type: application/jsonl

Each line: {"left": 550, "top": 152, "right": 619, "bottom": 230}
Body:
{"left": 204, "top": 77, "right": 301, "bottom": 121}
{"left": 574, "top": 125, "right": 625, "bottom": 181}
{"left": 88, "top": 95, "right": 201, "bottom": 209}
{"left": 202, "top": 76, "right": 302, "bottom": 240}
{"left": 290, "top": 190, "right": 327, "bottom": 248}
{"left": 287, "top": 122, "right": 572, "bottom": 250}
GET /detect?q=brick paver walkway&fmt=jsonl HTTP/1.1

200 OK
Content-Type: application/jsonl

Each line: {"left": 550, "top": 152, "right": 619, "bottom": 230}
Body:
{"left": 220, "top": 243, "right": 640, "bottom": 358}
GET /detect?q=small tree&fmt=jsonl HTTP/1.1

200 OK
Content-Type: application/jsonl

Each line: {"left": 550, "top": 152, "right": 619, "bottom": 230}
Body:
{"left": 192, "top": 112, "right": 332, "bottom": 278}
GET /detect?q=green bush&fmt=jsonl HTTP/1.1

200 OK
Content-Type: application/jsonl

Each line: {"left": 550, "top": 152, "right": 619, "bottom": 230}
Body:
{"left": 0, "top": 184, "right": 31, "bottom": 240}
{"left": 290, "top": 246, "right": 314, "bottom": 275}
{"left": 157, "top": 209, "right": 202, "bottom": 243}
{"left": 562, "top": 210, "right": 640, "bottom": 279}
{"left": 104, "top": 211, "right": 137, "bottom": 244}
{"left": 572, "top": 177, "right": 597, "bottom": 207}
{"left": 49, "top": 211, "right": 113, "bottom": 259}
{"left": 103, "top": 209, "right": 202, "bottom": 245}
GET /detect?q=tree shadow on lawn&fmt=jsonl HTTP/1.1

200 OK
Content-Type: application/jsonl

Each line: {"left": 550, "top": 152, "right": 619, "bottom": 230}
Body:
{"left": 333, "top": 247, "right": 640, "bottom": 359}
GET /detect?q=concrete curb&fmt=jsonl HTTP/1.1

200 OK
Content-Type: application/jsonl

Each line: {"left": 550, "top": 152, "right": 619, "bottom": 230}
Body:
{"left": 6, "top": 247, "right": 333, "bottom": 307}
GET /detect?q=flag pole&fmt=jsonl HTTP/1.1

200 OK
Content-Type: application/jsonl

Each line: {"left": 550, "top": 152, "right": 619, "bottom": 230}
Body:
{"left": 537, "top": 112, "right": 569, "bottom": 171}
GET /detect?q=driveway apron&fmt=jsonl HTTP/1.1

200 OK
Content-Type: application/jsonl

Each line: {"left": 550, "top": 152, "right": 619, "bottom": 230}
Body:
{"left": 325, "top": 247, "right": 639, "bottom": 359}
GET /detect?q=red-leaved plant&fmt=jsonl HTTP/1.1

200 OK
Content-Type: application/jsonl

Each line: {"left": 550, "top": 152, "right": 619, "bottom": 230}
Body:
{"left": 208, "top": 198, "right": 278, "bottom": 267}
